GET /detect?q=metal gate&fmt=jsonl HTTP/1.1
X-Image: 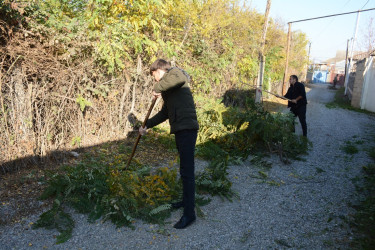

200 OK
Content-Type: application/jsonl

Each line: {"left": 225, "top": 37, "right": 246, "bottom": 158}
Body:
{"left": 313, "top": 71, "right": 328, "bottom": 83}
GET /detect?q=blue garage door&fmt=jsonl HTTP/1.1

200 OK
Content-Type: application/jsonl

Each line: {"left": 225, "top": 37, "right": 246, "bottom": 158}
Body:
{"left": 313, "top": 71, "right": 327, "bottom": 83}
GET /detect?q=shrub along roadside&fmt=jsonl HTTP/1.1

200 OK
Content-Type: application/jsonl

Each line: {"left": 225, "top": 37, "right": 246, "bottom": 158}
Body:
{"left": 1, "top": 0, "right": 310, "bottom": 170}
{"left": 33, "top": 94, "right": 309, "bottom": 243}
{"left": 195, "top": 93, "right": 309, "bottom": 163}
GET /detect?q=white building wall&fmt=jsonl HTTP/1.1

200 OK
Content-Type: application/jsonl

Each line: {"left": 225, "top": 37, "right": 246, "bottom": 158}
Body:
{"left": 360, "top": 56, "right": 375, "bottom": 112}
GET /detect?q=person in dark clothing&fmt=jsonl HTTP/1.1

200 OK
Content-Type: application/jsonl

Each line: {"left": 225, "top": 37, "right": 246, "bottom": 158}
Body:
{"left": 284, "top": 75, "right": 307, "bottom": 137}
{"left": 333, "top": 74, "right": 339, "bottom": 88}
{"left": 139, "top": 59, "right": 199, "bottom": 229}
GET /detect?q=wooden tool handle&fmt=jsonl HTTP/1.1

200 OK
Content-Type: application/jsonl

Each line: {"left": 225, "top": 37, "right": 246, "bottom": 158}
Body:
{"left": 125, "top": 96, "right": 158, "bottom": 169}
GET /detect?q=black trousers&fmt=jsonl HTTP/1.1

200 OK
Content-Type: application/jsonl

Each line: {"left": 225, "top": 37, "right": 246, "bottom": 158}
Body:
{"left": 291, "top": 105, "right": 307, "bottom": 137}
{"left": 175, "top": 129, "right": 198, "bottom": 218}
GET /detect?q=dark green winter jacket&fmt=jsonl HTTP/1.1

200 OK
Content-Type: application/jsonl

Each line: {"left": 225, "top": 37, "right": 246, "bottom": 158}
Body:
{"left": 146, "top": 67, "right": 199, "bottom": 134}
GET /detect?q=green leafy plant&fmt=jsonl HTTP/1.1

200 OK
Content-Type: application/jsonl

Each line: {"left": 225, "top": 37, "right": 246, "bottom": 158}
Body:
{"left": 33, "top": 202, "right": 74, "bottom": 244}
{"left": 34, "top": 146, "right": 181, "bottom": 243}
{"left": 352, "top": 163, "right": 375, "bottom": 248}
{"left": 341, "top": 141, "right": 359, "bottom": 155}
{"left": 197, "top": 92, "right": 309, "bottom": 162}
{"left": 368, "top": 147, "right": 375, "bottom": 160}
{"left": 70, "top": 136, "right": 81, "bottom": 147}
{"left": 76, "top": 94, "right": 92, "bottom": 112}
{"left": 194, "top": 92, "right": 309, "bottom": 198}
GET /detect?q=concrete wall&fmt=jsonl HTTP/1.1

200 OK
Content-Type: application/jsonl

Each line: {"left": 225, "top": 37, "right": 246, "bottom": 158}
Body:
{"left": 347, "top": 73, "right": 356, "bottom": 100}
{"left": 351, "top": 58, "right": 366, "bottom": 108}
{"left": 306, "top": 72, "right": 313, "bottom": 83}
{"left": 360, "top": 56, "right": 375, "bottom": 112}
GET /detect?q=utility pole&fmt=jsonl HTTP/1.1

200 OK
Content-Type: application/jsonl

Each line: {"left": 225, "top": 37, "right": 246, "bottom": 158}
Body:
{"left": 304, "top": 42, "right": 311, "bottom": 82}
{"left": 255, "top": 0, "right": 271, "bottom": 103}
{"left": 344, "top": 11, "right": 360, "bottom": 95}
{"left": 344, "top": 39, "right": 350, "bottom": 82}
{"left": 282, "top": 22, "right": 292, "bottom": 95}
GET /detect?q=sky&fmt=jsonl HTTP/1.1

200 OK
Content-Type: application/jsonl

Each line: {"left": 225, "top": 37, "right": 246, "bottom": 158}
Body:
{"left": 246, "top": 0, "right": 375, "bottom": 63}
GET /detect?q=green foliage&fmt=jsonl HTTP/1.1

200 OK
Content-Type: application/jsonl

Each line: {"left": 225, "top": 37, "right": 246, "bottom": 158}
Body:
{"left": 264, "top": 46, "right": 285, "bottom": 83}
{"left": 289, "top": 31, "right": 309, "bottom": 73}
{"left": 352, "top": 163, "right": 375, "bottom": 248}
{"left": 237, "top": 55, "right": 259, "bottom": 81}
{"left": 195, "top": 96, "right": 229, "bottom": 144}
{"left": 368, "top": 147, "right": 375, "bottom": 161}
{"left": 76, "top": 94, "right": 92, "bottom": 112}
{"left": 23, "top": 0, "right": 168, "bottom": 72}
{"left": 33, "top": 202, "right": 74, "bottom": 244}
{"left": 0, "top": 1, "right": 25, "bottom": 27}
{"left": 196, "top": 142, "right": 233, "bottom": 199}
{"left": 351, "top": 134, "right": 375, "bottom": 248}
{"left": 34, "top": 146, "right": 181, "bottom": 242}
{"left": 194, "top": 92, "right": 309, "bottom": 199}
{"left": 70, "top": 136, "right": 81, "bottom": 146}
{"left": 149, "top": 204, "right": 172, "bottom": 216}
{"left": 18, "top": 0, "right": 309, "bottom": 89}
{"left": 196, "top": 93, "right": 309, "bottom": 163}
{"left": 341, "top": 141, "right": 359, "bottom": 155}
{"left": 149, "top": 127, "right": 176, "bottom": 151}
{"left": 326, "top": 88, "right": 353, "bottom": 110}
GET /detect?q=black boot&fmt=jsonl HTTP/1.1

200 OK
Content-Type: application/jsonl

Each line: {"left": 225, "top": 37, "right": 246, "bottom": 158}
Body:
{"left": 171, "top": 201, "right": 184, "bottom": 209}
{"left": 173, "top": 215, "right": 196, "bottom": 229}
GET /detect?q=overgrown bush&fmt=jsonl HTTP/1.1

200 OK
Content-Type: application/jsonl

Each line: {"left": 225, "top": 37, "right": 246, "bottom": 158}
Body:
{"left": 196, "top": 92, "right": 309, "bottom": 162}
{"left": 0, "top": 0, "right": 310, "bottom": 173}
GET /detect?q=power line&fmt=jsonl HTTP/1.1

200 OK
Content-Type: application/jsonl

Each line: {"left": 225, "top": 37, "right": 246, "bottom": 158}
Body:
{"left": 361, "top": 0, "right": 370, "bottom": 9}
{"left": 289, "top": 7, "right": 375, "bottom": 24}
{"left": 311, "top": 0, "right": 353, "bottom": 39}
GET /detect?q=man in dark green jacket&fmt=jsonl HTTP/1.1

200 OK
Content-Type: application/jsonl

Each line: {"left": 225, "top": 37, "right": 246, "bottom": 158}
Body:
{"left": 139, "top": 59, "right": 199, "bottom": 229}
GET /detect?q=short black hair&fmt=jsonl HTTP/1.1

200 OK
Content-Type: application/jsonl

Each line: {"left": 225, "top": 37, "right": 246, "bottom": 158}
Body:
{"left": 290, "top": 75, "right": 298, "bottom": 82}
{"left": 150, "top": 59, "right": 171, "bottom": 75}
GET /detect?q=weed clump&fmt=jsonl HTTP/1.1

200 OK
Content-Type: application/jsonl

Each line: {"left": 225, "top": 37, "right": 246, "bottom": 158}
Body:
{"left": 341, "top": 141, "right": 359, "bottom": 155}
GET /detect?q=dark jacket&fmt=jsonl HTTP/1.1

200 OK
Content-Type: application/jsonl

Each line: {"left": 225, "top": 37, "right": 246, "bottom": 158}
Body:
{"left": 146, "top": 67, "right": 199, "bottom": 134}
{"left": 284, "top": 81, "right": 307, "bottom": 111}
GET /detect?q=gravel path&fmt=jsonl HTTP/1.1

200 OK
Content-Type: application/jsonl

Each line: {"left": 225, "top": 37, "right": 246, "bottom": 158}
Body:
{"left": 1, "top": 83, "right": 375, "bottom": 249}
